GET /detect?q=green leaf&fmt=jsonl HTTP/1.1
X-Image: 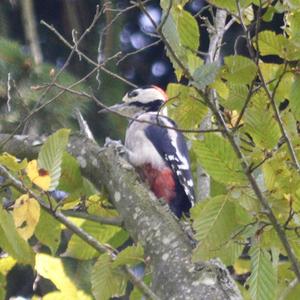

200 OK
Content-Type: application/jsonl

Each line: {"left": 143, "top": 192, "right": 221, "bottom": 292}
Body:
{"left": 112, "top": 245, "right": 144, "bottom": 268}
{"left": 192, "top": 62, "right": 220, "bottom": 90}
{"left": 285, "top": 10, "right": 300, "bottom": 46}
{"left": 35, "top": 253, "right": 92, "bottom": 299}
{"left": 208, "top": 0, "right": 253, "bottom": 12}
{"left": 223, "top": 55, "right": 257, "bottom": 85}
{"left": 0, "top": 274, "right": 5, "bottom": 300}
{"left": 193, "top": 239, "right": 243, "bottom": 266}
{"left": 91, "top": 253, "right": 127, "bottom": 300}
{"left": 258, "top": 31, "right": 287, "bottom": 57}
{"left": 256, "top": 31, "right": 300, "bottom": 60}
{"left": 0, "top": 206, "right": 34, "bottom": 264}
{"left": 285, "top": 284, "right": 300, "bottom": 300}
{"left": 191, "top": 195, "right": 250, "bottom": 245}
{"left": 246, "top": 247, "right": 277, "bottom": 300}
{"left": 220, "top": 83, "right": 248, "bottom": 111}
{"left": 35, "top": 209, "right": 62, "bottom": 254}
{"left": 64, "top": 220, "right": 122, "bottom": 260}
{"left": 192, "top": 133, "right": 247, "bottom": 185}
{"left": 244, "top": 91, "right": 281, "bottom": 149}
{"left": 166, "top": 83, "right": 208, "bottom": 129}
{"left": 162, "top": 13, "right": 186, "bottom": 76}
{"left": 177, "top": 9, "right": 199, "bottom": 52}
{"left": 289, "top": 75, "right": 300, "bottom": 119}
{"left": 59, "top": 152, "right": 83, "bottom": 192}
{"left": 38, "top": 128, "right": 70, "bottom": 191}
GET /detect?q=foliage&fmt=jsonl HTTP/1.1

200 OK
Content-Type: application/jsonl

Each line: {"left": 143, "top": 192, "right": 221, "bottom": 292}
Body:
{"left": 0, "top": 37, "right": 88, "bottom": 134}
{"left": 1, "top": 0, "right": 300, "bottom": 299}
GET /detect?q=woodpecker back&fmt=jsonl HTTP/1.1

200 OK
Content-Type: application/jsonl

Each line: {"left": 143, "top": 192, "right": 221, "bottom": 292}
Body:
{"left": 109, "top": 86, "right": 195, "bottom": 217}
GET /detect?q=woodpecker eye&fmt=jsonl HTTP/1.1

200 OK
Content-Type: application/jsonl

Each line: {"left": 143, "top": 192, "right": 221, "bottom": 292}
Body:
{"left": 128, "top": 90, "right": 139, "bottom": 98}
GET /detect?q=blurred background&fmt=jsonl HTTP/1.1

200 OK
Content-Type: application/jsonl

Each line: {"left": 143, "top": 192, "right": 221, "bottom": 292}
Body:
{"left": 0, "top": 0, "right": 208, "bottom": 143}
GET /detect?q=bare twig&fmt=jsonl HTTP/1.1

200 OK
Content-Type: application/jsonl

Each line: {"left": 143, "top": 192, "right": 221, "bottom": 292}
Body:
{"left": 41, "top": 20, "right": 136, "bottom": 88}
{"left": 75, "top": 109, "right": 96, "bottom": 142}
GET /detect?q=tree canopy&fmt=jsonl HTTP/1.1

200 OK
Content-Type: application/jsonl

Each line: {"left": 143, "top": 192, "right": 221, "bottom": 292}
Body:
{"left": 1, "top": 0, "right": 300, "bottom": 299}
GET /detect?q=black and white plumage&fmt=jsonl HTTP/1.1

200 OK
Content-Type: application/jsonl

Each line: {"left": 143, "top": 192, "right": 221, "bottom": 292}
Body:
{"left": 103, "top": 85, "right": 195, "bottom": 217}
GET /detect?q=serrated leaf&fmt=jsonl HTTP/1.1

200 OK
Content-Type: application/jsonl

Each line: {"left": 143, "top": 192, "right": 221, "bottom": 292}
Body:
{"left": 12, "top": 194, "right": 40, "bottom": 240}
{"left": 35, "top": 209, "right": 61, "bottom": 254}
{"left": 220, "top": 83, "right": 248, "bottom": 111}
{"left": 285, "top": 10, "right": 300, "bottom": 46}
{"left": 258, "top": 31, "right": 288, "bottom": 58}
{"left": 193, "top": 239, "right": 243, "bottom": 266}
{"left": 289, "top": 75, "right": 300, "bottom": 119}
{"left": 192, "top": 133, "right": 247, "bottom": 185}
{"left": 35, "top": 253, "right": 91, "bottom": 299}
{"left": 177, "top": 9, "right": 199, "bottom": 52}
{"left": 0, "top": 153, "right": 27, "bottom": 171}
{"left": 187, "top": 53, "right": 203, "bottom": 74}
{"left": 192, "top": 62, "right": 220, "bottom": 90}
{"left": 210, "top": 79, "right": 229, "bottom": 100}
{"left": 166, "top": 83, "right": 208, "bottom": 129}
{"left": 92, "top": 253, "right": 127, "bottom": 300}
{"left": 112, "top": 245, "right": 144, "bottom": 268}
{"left": 191, "top": 195, "right": 250, "bottom": 246}
{"left": 38, "top": 128, "right": 70, "bottom": 191}
{"left": 64, "top": 220, "right": 122, "bottom": 260}
{"left": 244, "top": 91, "right": 281, "bottom": 149}
{"left": 0, "top": 206, "right": 34, "bottom": 264}
{"left": 162, "top": 13, "right": 186, "bottom": 76}
{"left": 224, "top": 55, "right": 257, "bottom": 85}
{"left": 246, "top": 247, "right": 277, "bottom": 300}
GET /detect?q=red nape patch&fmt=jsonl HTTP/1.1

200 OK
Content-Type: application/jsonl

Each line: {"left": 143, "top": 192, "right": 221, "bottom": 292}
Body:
{"left": 139, "top": 164, "right": 176, "bottom": 204}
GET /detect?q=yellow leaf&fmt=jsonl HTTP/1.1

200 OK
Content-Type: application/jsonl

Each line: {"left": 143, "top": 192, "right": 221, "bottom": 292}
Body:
{"left": 0, "top": 152, "right": 27, "bottom": 171}
{"left": 233, "top": 259, "right": 251, "bottom": 275}
{"left": 35, "top": 254, "right": 92, "bottom": 299}
{"left": 0, "top": 256, "right": 16, "bottom": 275}
{"left": 26, "top": 160, "right": 51, "bottom": 191}
{"left": 13, "top": 194, "right": 41, "bottom": 240}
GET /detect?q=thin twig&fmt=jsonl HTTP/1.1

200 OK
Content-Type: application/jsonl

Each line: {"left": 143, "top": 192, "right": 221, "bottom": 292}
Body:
{"left": 236, "top": 0, "right": 300, "bottom": 172}
{"left": 41, "top": 20, "right": 137, "bottom": 88}
{"left": 62, "top": 210, "right": 123, "bottom": 226}
{"left": 49, "top": 82, "right": 223, "bottom": 134}
{"left": 0, "top": 165, "right": 160, "bottom": 300}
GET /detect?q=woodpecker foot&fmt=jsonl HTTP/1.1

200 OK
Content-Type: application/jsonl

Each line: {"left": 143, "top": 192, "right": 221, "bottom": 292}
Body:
{"left": 104, "top": 137, "right": 126, "bottom": 155}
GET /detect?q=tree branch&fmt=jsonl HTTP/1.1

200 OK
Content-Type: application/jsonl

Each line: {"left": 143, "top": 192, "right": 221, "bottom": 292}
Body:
{"left": 0, "top": 133, "right": 241, "bottom": 300}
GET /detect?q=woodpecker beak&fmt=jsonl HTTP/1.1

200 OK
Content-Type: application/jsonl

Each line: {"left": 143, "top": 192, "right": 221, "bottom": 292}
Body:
{"left": 98, "top": 102, "right": 136, "bottom": 116}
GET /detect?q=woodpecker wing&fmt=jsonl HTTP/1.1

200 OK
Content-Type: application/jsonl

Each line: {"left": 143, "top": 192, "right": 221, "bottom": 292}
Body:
{"left": 144, "top": 115, "right": 195, "bottom": 206}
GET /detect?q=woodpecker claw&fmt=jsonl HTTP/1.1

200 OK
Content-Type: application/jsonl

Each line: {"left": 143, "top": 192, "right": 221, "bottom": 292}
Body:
{"left": 104, "top": 137, "right": 126, "bottom": 154}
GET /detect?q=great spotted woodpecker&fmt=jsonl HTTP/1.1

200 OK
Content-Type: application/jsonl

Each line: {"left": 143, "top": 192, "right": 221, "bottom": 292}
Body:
{"left": 104, "top": 86, "right": 195, "bottom": 217}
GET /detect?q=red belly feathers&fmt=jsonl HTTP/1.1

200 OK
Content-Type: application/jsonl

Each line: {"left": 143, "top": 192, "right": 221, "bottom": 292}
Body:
{"left": 139, "top": 163, "right": 176, "bottom": 204}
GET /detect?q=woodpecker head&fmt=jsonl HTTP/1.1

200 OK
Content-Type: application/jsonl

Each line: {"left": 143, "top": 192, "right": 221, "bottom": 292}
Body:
{"left": 99, "top": 85, "right": 168, "bottom": 117}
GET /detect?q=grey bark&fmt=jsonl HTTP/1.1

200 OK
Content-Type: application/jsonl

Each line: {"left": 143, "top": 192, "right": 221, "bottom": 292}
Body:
{"left": 197, "top": 9, "right": 227, "bottom": 201}
{"left": 0, "top": 133, "right": 241, "bottom": 300}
